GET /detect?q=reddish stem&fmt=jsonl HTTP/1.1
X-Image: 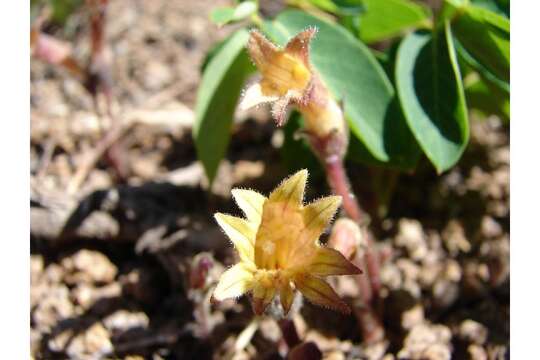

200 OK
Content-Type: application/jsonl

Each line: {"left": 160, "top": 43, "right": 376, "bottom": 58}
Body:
{"left": 324, "top": 157, "right": 364, "bottom": 223}
{"left": 324, "top": 157, "right": 384, "bottom": 343}
{"left": 324, "top": 158, "right": 381, "bottom": 298}
{"left": 278, "top": 318, "right": 301, "bottom": 348}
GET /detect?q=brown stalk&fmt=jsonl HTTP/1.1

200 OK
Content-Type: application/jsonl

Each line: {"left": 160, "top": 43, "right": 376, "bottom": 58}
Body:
{"left": 278, "top": 318, "right": 301, "bottom": 349}
{"left": 278, "top": 319, "right": 323, "bottom": 360}
{"left": 321, "top": 153, "right": 384, "bottom": 343}
{"left": 324, "top": 159, "right": 382, "bottom": 299}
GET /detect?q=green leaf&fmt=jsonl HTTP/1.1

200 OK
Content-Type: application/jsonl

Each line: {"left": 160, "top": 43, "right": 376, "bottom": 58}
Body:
{"left": 332, "top": 0, "right": 365, "bottom": 15}
{"left": 359, "top": 0, "right": 431, "bottom": 43}
{"left": 465, "top": 75, "right": 509, "bottom": 123}
{"left": 210, "top": 2, "right": 257, "bottom": 26}
{"left": 451, "top": 4, "right": 510, "bottom": 84}
{"left": 305, "top": 0, "right": 341, "bottom": 14}
{"left": 396, "top": 24, "right": 469, "bottom": 173}
{"left": 200, "top": 37, "right": 229, "bottom": 73}
{"left": 347, "top": 98, "right": 420, "bottom": 170}
{"left": 263, "top": 10, "right": 420, "bottom": 169}
{"left": 306, "top": 0, "right": 364, "bottom": 16}
{"left": 210, "top": 8, "right": 235, "bottom": 26}
{"left": 193, "top": 29, "right": 255, "bottom": 183}
{"left": 340, "top": 14, "right": 362, "bottom": 35}
{"left": 454, "top": 37, "right": 509, "bottom": 93}
{"left": 471, "top": 0, "right": 509, "bottom": 18}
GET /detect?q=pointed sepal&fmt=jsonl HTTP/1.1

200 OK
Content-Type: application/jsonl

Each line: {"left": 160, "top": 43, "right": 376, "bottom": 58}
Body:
{"left": 307, "top": 247, "right": 362, "bottom": 276}
{"left": 294, "top": 273, "right": 350, "bottom": 314}
{"left": 251, "top": 282, "right": 276, "bottom": 315}
{"left": 280, "top": 281, "right": 295, "bottom": 315}
{"left": 247, "top": 30, "right": 278, "bottom": 70}
{"left": 268, "top": 169, "right": 308, "bottom": 207}
{"left": 284, "top": 27, "right": 317, "bottom": 67}
{"left": 270, "top": 94, "right": 293, "bottom": 127}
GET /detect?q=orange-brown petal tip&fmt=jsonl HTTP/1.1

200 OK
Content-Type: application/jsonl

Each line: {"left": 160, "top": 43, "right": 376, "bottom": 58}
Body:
{"left": 284, "top": 27, "right": 318, "bottom": 66}
{"left": 308, "top": 247, "right": 362, "bottom": 276}
{"left": 294, "top": 273, "right": 351, "bottom": 314}
{"left": 247, "top": 29, "right": 277, "bottom": 68}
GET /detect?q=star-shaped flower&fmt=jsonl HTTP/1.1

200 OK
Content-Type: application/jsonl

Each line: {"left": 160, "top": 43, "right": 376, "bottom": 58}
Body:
{"left": 240, "top": 28, "right": 348, "bottom": 154}
{"left": 213, "top": 170, "right": 361, "bottom": 315}
{"left": 240, "top": 28, "right": 318, "bottom": 126}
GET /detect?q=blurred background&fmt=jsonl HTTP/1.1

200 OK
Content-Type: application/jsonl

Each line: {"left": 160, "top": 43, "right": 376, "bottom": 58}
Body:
{"left": 30, "top": 0, "right": 509, "bottom": 359}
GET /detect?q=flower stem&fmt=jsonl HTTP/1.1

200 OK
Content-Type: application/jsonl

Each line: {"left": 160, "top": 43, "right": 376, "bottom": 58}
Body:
{"left": 323, "top": 157, "right": 384, "bottom": 343}
{"left": 324, "top": 158, "right": 382, "bottom": 298}
{"left": 278, "top": 318, "right": 301, "bottom": 349}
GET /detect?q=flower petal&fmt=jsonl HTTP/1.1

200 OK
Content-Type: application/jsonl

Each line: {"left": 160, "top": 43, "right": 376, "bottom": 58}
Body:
{"left": 307, "top": 247, "right": 362, "bottom": 276}
{"left": 268, "top": 169, "right": 307, "bottom": 208}
{"left": 287, "top": 195, "right": 342, "bottom": 264}
{"left": 302, "top": 195, "right": 342, "bottom": 241}
{"left": 215, "top": 213, "right": 255, "bottom": 263}
{"left": 247, "top": 30, "right": 278, "bottom": 70}
{"left": 280, "top": 281, "right": 295, "bottom": 315}
{"left": 256, "top": 170, "right": 308, "bottom": 269}
{"left": 255, "top": 202, "right": 304, "bottom": 269}
{"left": 239, "top": 83, "right": 279, "bottom": 111}
{"left": 270, "top": 94, "right": 293, "bottom": 126}
{"left": 231, "top": 188, "right": 266, "bottom": 225}
{"left": 284, "top": 27, "right": 317, "bottom": 67}
{"left": 294, "top": 273, "right": 350, "bottom": 314}
{"left": 252, "top": 283, "right": 276, "bottom": 315}
{"left": 213, "top": 263, "right": 255, "bottom": 301}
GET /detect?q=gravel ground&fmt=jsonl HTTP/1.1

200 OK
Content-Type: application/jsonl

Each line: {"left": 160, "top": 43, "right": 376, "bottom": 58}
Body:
{"left": 30, "top": 0, "right": 509, "bottom": 359}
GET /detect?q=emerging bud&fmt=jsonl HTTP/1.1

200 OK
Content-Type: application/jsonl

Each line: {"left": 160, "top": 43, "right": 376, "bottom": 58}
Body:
{"left": 30, "top": 31, "right": 83, "bottom": 77}
{"left": 213, "top": 170, "right": 362, "bottom": 315}
{"left": 328, "top": 218, "right": 365, "bottom": 260}
{"left": 189, "top": 253, "right": 215, "bottom": 289}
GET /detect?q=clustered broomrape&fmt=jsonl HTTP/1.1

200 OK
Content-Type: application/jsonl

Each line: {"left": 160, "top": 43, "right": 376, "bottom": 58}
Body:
{"left": 212, "top": 170, "right": 361, "bottom": 315}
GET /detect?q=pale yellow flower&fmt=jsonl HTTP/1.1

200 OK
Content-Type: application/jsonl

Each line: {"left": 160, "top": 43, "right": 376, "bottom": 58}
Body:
{"left": 213, "top": 170, "right": 361, "bottom": 315}
{"left": 240, "top": 29, "right": 316, "bottom": 126}
{"left": 240, "top": 29, "right": 347, "bottom": 153}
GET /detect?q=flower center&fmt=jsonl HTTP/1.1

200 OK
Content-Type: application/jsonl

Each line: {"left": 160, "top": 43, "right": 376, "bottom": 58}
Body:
{"left": 260, "top": 53, "right": 311, "bottom": 96}
{"left": 254, "top": 268, "right": 291, "bottom": 288}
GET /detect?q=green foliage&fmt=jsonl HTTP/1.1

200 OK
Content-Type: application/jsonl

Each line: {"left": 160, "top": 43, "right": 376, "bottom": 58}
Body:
{"left": 454, "top": 40, "right": 509, "bottom": 94}
{"left": 471, "top": 0, "right": 509, "bottom": 17}
{"left": 465, "top": 75, "right": 510, "bottom": 123}
{"left": 210, "top": 1, "right": 257, "bottom": 26}
{"left": 306, "top": 0, "right": 364, "bottom": 16}
{"left": 450, "top": 4, "right": 510, "bottom": 85}
{"left": 193, "top": 29, "right": 255, "bottom": 183}
{"left": 194, "top": 0, "right": 510, "bottom": 179}
{"left": 263, "top": 10, "right": 419, "bottom": 169}
{"left": 358, "top": 0, "right": 431, "bottom": 43}
{"left": 396, "top": 24, "right": 469, "bottom": 173}
{"left": 331, "top": 0, "right": 365, "bottom": 15}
